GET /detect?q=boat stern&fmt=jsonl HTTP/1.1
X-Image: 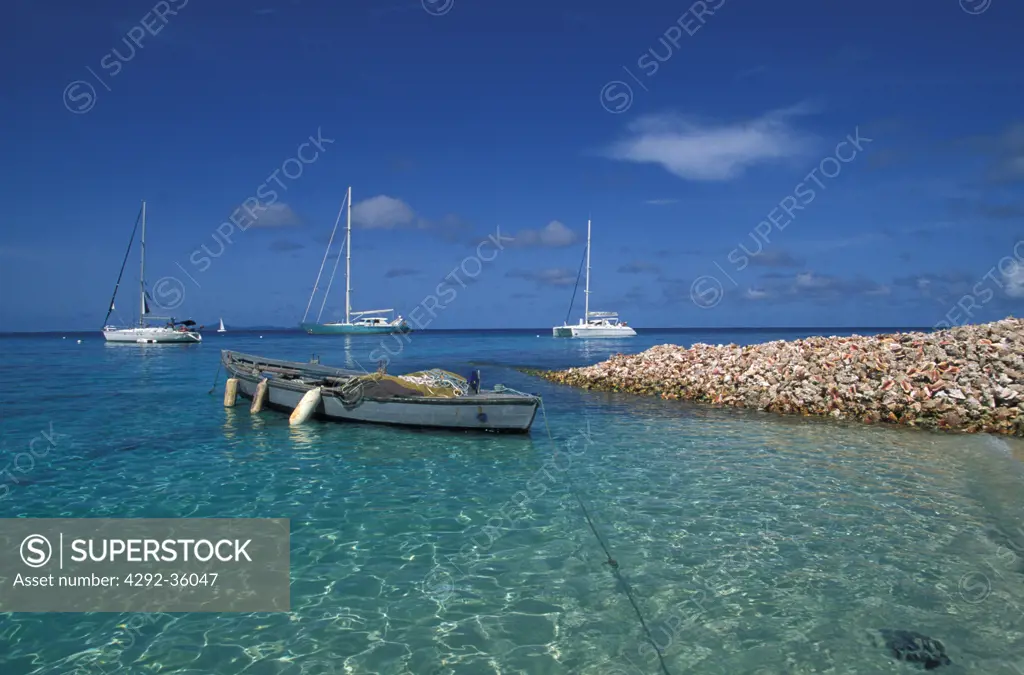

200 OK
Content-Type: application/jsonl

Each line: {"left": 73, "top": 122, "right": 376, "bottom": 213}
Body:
{"left": 460, "top": 394, "right": 541, "bottom": 432}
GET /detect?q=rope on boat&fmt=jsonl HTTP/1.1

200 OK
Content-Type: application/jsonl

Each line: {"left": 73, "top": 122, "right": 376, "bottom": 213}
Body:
{"left": 538, "top": 398, "right": 673, "bottom": 675}
{"left": 492, "top": 384, "right": 535, "bottom": 398}
{"left": 338, "top": 377, "right": 365, "bottom": 407}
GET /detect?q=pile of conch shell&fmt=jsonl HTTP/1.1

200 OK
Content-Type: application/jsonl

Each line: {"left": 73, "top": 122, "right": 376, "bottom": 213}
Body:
{"left": 538, "top": 318, "right": 1024, "bottom": 436}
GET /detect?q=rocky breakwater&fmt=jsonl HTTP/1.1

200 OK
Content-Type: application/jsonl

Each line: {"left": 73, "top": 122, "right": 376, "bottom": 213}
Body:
{"left": 538, "top": 318, "right": 1024, "bottom": 436}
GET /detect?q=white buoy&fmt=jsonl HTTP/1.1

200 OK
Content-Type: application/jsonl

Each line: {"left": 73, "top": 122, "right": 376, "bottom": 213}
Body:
{"left": 289, "top": 387, "right": 322, "bottom": 425}
{"left": 260, "top": 335, "right": 263, "bottom": 339}
{"left": 77, "top": 339, "right": 82, "bottom": 344}
{"left": 224, "top": 378, "right": 239, "bottom": 407}
{"left": 250, "top": 378, "right": 269, "bottom": 414}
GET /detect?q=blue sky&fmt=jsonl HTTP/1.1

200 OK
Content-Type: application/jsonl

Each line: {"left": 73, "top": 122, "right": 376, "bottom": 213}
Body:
{"left": 1, "top": 0, "right": 1023, "bottom": 331}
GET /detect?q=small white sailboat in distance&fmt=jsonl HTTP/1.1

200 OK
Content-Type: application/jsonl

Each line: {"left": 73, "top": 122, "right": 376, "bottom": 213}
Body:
{"left": 552, "top": 218, "right": 636, "bottom": 338}
{"left": 218, "top": 318, "right": 226, "bottom": 333}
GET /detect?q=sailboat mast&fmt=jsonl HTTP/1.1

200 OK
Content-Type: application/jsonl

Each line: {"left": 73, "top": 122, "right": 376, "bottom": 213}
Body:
{"left": 140, "top": 200, "right": 146, "bottom": 326}
{"left": 584, "top": 218, "right": 591, "bottom": 322}
{"left": 345, "top": 185, "right": 352, "bottom": 325}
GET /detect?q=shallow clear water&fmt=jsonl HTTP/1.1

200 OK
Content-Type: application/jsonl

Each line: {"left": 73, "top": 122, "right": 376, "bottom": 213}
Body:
{"left": 1, "top": 329, "right": 1023, "bottom": 674}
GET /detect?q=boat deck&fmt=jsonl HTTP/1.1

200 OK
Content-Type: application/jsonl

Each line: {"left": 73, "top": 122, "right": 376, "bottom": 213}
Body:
{"left": 221, "top": 350, "right": 540, "bottom": 432}
{"left": 222, "top": 351, "right": 538, "bottom": 403}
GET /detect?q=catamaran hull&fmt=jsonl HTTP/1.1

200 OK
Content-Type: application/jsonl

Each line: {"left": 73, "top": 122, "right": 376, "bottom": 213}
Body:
{"left": 103, "top": 327, "right": 202, "bottom": 343}
{"left": 553, "top": 325, "right": 637, "bottom": 338}
{"left": 301, "top": 322, "right": 412, "bottom": 335}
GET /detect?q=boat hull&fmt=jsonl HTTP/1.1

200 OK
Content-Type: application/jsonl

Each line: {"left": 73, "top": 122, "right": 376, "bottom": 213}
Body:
{"left": 223, "top": 351, "right": 537, "bottom": 433}
{"left": 301, "top": 322, "right": 412, "bottom": 335}
{"left": 552, "top": 325, "right": 637, "bottom": 338}
{"left": 103, "top": 327, "right": 202, "bottom": 343}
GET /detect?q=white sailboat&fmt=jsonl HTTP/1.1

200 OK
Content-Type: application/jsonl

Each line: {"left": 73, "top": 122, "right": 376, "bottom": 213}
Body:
{"left": 300, "top": 186, "right": 411, "bottom": 335}
{"left": 552, "top": 218, "right": 636, "bottom": 338}
{"left": 102, "top": 201, "right": 202, "bottom": 344}
{"left": 217, "top": 318, "right": 226, "bottom": 333}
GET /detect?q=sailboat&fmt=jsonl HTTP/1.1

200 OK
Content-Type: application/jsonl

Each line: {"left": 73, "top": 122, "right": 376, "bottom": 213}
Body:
{"left": 102, "top": 202, "right": 202, "bottom": 344}
{"left": 217, "top": 318, "right": 226, "bottom": 333}
{"left": 300, "top": 186, "right": 411, "bottom": 335}
{"left": 552, "top": 218, "right": 636, "bottom": 338}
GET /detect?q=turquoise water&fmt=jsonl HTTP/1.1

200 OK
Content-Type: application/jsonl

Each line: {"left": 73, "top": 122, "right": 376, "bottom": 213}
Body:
{"left": 2, "top": 329, "right": 1024, "bottom": 674}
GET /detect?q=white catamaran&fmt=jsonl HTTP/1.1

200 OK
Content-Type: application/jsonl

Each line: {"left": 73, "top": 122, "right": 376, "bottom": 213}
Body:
{"left": 300, "top": 186, "right": 411, "bottom": 335}
{"left": 102, "top": 201, "right": 202, "bottom": 344}
{"left": 552, "top": 218, "right": 637, "bottom": 338}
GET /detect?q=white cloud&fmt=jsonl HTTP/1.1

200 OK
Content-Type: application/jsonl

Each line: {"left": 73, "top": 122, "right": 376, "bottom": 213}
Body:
{"left": 1004, "top": 261, "right": 1024, "bottom": 298}
{"left": 351, "top": 195, "right": 416, "bottom": 229}
{"left": 795, "top": 272, "right": 832, "bottom": 289}
{"left": 507, "top": 267, "right": 578, "bottom": 286}
{"left": 644, "top": 198, "right": 678, "bottom": 206}
{"left": 775, "top": 272, "right": 890, "bottom": 299}
{"left": 985, "top": 122, "right": 1024, "bottom": 184}
{"left": 344, "top": 196, "right": 582, "bottom": 250}
{"left": 248, "top": 203, "right": 301, "bottom": 227}
{"left": 510, "top": 220, "right": 578, "bottom": 248}
{"left": 602, "top": 104, "right": 816, "bottom": 181}
{"left": 618, "top": 261, "right": 661, "bottom": 274}
{"left": 744, "top": 288, "right": 770, "bottom": 300}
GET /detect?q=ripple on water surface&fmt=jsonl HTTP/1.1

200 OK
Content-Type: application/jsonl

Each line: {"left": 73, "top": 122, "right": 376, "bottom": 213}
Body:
{"left": 2, "top": 332, "right": 1024, "bottom": 674}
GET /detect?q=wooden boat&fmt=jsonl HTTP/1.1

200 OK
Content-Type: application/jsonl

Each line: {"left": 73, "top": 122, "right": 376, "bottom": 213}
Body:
{"left": 222, "top": 350, "right": 540, "bottom": 433}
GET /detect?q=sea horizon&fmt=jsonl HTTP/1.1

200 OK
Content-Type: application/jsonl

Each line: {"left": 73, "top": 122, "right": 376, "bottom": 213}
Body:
{"left": 1, "top": 324, "right": 939, "bottom": 336}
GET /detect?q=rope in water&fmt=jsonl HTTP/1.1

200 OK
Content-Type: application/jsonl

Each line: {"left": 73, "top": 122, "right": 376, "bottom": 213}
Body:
{"left": 537, "top": 398, "right": 672, "bottom": 675}
{"left": 207, "top": 363, "right": 222, "bottom": 395}
{"left": 205, "top": 364, "right": 669, "bottom": 669}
